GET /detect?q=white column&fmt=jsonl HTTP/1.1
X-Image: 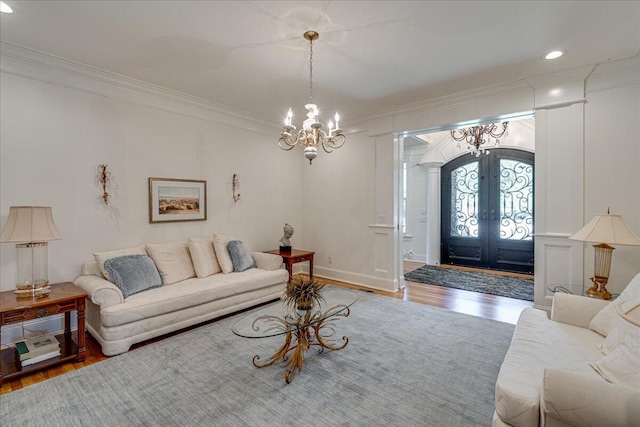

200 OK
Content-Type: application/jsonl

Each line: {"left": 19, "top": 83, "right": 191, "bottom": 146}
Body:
{"left": 422, "top": 162, "right": 443, "bottom": 266}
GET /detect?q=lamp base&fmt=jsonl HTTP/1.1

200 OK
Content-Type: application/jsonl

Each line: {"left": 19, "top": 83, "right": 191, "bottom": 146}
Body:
{"left": 586, "top": 277, "right": 612, "bottom": 300}
{"left": 14, "top": 281, "right": 51, "bottom": 299}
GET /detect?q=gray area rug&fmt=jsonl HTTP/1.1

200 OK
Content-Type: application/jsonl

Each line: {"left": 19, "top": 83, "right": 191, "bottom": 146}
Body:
{"left": 404, "top": 265, "right": 534, "bottom": 302}
{"left": 1, "top": 290, "right": 514, "bottom": 426}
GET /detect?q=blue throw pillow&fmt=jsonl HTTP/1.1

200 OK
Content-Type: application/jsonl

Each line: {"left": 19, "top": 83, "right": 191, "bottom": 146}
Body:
{"left": 104, "top": 254, "right": 163, "bottom": 298}
{"left": 227, "top": 240, "right": 256, "bottom": 272}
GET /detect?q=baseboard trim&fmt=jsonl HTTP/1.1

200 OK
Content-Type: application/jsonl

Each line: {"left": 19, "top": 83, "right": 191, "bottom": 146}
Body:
{"left": 299, "top": 265, "right": 397, "bottom": 293}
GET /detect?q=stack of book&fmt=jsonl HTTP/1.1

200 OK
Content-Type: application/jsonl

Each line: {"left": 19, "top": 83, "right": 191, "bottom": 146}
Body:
{"left": 14, "top": 335, "right": 61, "bottom": 367}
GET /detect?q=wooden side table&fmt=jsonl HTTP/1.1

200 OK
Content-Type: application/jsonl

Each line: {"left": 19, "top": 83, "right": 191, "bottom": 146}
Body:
{"left": 264, "top": 249, "right": 315, "bottom": 283}
{"left": 0, "top": 282, "right": 87, "bottom": 384}
{"left": 547, "top": 284, "right": 619, "bottom": 300}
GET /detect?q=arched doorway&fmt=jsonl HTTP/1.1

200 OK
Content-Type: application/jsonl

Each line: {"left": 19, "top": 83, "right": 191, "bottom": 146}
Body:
{"left": 441, "top": 148, "right": 534, "bottom": 273}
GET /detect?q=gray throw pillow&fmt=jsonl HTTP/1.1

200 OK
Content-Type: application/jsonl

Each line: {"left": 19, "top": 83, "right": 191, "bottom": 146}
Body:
{"left": 227, "top": 240, "right": 256, "bottom": 272}
{"left": 104, "top": 254, "right": 163, "bottom": 298}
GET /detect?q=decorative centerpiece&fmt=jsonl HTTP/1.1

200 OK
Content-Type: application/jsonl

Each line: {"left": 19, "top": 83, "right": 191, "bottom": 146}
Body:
{"left": 283, "top": 276, "right": 325, "bottom": 314}
{"left": 279, "top": 223, "right": 294, "bottom": 253}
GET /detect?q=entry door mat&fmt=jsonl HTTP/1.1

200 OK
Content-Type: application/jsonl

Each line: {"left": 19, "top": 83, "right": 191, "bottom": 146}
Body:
{"left": 404, "top": 265, "right": 534, "bottom": 301}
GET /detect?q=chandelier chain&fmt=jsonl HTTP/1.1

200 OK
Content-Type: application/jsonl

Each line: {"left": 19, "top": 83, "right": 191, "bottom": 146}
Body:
{"left": 309, "top": 37, "right": 313, "bottom": 104}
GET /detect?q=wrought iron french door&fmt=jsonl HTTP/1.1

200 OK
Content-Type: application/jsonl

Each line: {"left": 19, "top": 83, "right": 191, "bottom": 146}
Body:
{"left": 441, "top": 149, "right": 534, "bottom": 274}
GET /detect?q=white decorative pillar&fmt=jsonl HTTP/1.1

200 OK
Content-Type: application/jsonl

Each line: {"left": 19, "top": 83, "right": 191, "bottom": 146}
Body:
{"left": 529, "top": 72, "right": 588, "bottom": 309}
{"left": 422, "top": 162, "right": 443, "bottom": 266}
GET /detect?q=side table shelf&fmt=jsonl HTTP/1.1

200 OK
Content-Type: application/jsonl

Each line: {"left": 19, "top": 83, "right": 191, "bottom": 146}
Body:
{"left": 547, "top": 284, "right": 619, "bottom": 300}
{"left": 0, "top": 332, "right": 79, "bottom": 381}
{"left": 0, "top": 282, "right": 87, "bottom": 384}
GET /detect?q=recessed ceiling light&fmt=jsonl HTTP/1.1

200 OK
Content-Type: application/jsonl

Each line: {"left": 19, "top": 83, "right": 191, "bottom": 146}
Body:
{"left": 545, "top": 50, "right": 564, "bottom": 60}
{"left": 0, "top": 1, "right": 13, "bottom": 13}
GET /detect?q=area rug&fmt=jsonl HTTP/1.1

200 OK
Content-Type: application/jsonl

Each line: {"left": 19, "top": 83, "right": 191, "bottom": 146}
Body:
{"left": 404, "top": 265, "right": 534, "bottom": 301}
{"left": 0, "top": 290, "right": 514, "bottom": 426}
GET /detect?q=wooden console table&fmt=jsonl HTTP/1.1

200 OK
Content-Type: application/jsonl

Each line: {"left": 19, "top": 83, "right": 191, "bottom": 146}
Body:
{"left": 264, "top": 249, "right": 315, "bottom": 283}
{"left": 0, "top": 282, "right": 87, "bottom": 384}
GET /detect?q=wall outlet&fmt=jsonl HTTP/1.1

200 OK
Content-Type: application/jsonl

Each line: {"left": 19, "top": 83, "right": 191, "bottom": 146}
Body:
{"left": 328, "top": 256, "right": 333, "bottom": 264}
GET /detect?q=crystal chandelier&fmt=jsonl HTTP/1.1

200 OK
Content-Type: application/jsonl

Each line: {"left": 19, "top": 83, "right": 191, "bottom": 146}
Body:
{"left": 279, "top": 30, "right": 345, "bottom": 164}
{"left": 450, "top": 122, "right": 509, "bottom": 157}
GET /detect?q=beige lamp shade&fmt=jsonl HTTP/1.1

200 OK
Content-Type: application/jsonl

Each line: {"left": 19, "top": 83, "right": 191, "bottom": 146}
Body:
{"left": 569, "top": 214, "right": 640, "bottom": 246}
{"left": 0, "top": 206, "right": 62, "bottom": 243}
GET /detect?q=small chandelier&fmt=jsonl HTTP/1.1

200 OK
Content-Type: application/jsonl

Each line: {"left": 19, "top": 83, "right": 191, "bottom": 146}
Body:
{"left": 450, "top": 121, "right": 509, "bottom": 157}
{"left": 279, "top": 30, "right": 345, "bottom": 164}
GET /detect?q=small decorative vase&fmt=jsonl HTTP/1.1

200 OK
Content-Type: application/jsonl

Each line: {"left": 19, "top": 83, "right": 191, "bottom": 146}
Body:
{"left": 296, "top": 300, "right": 313, "bottom": 317}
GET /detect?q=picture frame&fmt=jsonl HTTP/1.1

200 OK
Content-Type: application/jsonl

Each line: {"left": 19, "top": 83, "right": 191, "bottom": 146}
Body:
{"left": 149, "top": 178, "right": 207, "bottom": 223}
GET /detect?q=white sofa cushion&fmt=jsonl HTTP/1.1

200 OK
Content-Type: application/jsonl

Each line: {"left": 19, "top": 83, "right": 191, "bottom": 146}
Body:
{"left": 146, "top": 241, "right": 196, "bottom": 285}
{"left": 188, "top": 237, "right": 221, "bottom": 278}
{"left": 495, "top": 307, "right": 604, "bottom": 427}
{"left": 543, "top": 368, "right": 640, "bottom": 426}
{"left": 93, "top": 244, "right": 148, "bottom": 282}
{"left": 591, "top": 344, "right": 640, "bottom": 391}
{"left": 599, "top": 298, "right": 640, "bottom": 354}
{"left": 99, "top": 268, "right": 287, "bottom": 328}
{"left": 213, "top": 234, "right": 234, "bottom": 274}
{"left": 592, "top": 298, "right": 640, "bottom": 390}
{"left": 590, "top": 272, "right": 640, "bottom": 336}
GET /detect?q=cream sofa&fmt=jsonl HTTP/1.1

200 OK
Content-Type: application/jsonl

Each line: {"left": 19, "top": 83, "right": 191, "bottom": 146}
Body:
{"left": 494, "top": 274, "right": 640, "bottom": 427}
{"left": 74, "top": 236, "right": 288, "bottom": 356}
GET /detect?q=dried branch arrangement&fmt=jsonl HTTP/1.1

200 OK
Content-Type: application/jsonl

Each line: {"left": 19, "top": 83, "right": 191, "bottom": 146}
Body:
{"left": 98, "top": 164, "right": 110, "bottom": 205}
{"left": 232, "top": 173, "right": 241, "bottom": 203}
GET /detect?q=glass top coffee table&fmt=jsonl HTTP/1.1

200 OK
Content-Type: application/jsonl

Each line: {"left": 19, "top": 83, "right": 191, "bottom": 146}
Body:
{"left": 232, "top": 288, "right": 357, "bottom": 383}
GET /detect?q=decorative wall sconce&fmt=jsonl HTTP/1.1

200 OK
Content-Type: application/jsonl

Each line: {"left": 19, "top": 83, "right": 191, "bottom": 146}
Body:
{"left": 98, "top": 164, "right": 111, "bottom": 205}
{"left": 232, "top": 173, "right": 241, "bottom": 203}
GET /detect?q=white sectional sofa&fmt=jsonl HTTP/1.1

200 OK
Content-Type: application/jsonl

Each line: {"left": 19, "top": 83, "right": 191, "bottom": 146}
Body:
{"left": 494, "top": 273, "right": 640, "bottom": 427}
{"left": 74, "top": 236, "right": 288, "bottom": 356}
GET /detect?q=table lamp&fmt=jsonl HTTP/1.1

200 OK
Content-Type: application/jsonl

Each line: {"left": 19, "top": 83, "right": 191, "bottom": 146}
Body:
{"left": 569, "top": 210, "right": 640, "bottom": 299}
{"left": 0, "top": 206, "right": 61, "bottom": 297}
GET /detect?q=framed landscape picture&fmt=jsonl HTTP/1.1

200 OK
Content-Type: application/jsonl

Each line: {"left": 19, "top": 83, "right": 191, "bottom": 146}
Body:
{"left": 149, "top": 178, "right": 207, "bottom": 223}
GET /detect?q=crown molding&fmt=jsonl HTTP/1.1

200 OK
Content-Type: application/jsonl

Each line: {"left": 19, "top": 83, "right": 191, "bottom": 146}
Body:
{"left": 526, "top": 65, "right": 595, "bottom": 89}
{"left": 398, "top": 80, "right": 533, "bottom": 116}
{"left": 4, "top": 41, "right": 635, "bottom": 136}
{"left": 352, "top": 58, "right": 636, "bottom": 127}
{"left": 586, "top": 54, "right": 640, "bottom": 93}
{"left": 351, "top": 80, "right": 533, "bottom": 127}
{"left": 0, "top": 42, "right": 279, "bottom": 136}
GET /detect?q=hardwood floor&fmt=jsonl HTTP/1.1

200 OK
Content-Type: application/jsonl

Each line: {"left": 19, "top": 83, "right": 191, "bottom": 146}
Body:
{"left": 1, "top": 263, "right": 533, "bottom": 395}
{"left": 400, "top": 261, "right": 533, "bottom": 324}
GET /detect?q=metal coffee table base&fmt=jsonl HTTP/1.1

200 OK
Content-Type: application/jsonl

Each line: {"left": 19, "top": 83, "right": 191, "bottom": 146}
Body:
{"left": 251, "top": 308, "right": 350, "bottom": 383}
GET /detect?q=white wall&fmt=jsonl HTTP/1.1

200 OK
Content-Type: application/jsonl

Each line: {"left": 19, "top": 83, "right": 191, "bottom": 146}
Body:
{"left": 0, "top": 72, "right": 303, "bottom": 293}
{"left": 402, "top": 144, "right": 428, "bottom": 263}
{"left": 300, "top": 129, "right": 396, "bottom": 290}
{"left": 584, "top": 60, "right": 640, "bottom": 289}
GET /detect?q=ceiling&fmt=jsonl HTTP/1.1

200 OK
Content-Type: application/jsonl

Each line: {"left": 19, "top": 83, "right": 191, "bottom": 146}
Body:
{"left": 1, "top": 1, "right": 639, "bottom": 125}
